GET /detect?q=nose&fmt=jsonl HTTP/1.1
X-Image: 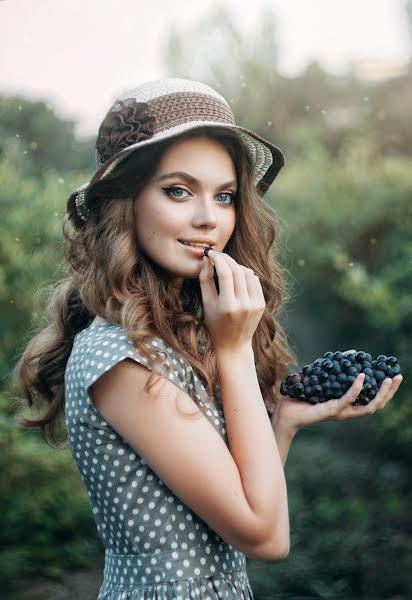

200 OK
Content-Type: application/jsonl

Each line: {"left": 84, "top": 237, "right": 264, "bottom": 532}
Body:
{"left": 191, "top": 196, "right": 219, "bottom": 228}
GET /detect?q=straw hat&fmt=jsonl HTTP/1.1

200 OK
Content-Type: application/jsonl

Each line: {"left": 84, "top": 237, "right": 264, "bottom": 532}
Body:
{"left": 68, "top": 77, "right": 285, "bottom": 222}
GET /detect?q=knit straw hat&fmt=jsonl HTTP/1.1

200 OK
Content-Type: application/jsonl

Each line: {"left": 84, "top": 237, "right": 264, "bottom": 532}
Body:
{"left": 68, "top": 77, "right": 285, "bottom": 222}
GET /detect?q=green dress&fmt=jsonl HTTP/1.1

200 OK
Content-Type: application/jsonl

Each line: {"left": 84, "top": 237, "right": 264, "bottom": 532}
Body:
{"left": 65, "top": 315, "right": 255, "bottom": 599}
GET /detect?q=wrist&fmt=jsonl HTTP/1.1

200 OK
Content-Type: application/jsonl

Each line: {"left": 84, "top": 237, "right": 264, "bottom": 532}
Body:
{"left": 271, "top": 414, "right": 299, "bottom": 439}
{"left": 215, "top": 343, "right": 254, "bottom": 361}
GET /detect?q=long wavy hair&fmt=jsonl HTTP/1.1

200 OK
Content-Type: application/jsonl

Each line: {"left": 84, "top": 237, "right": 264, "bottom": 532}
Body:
{"left": 14, "top": 126, "right": 298, "bottom": 448}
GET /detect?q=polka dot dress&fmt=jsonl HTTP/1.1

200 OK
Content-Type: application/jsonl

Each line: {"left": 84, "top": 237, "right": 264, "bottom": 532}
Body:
{"left": 65, "top": 315, "right": 255, "bottom": 599}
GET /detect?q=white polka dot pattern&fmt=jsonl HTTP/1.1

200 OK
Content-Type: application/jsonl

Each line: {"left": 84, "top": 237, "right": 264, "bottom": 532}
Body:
{"left": 64, "top": 317, "right": 255, "bottom": 599}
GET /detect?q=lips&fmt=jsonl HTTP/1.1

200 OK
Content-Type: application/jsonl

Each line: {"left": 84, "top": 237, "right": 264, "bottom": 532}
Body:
{"left": 178, "top": 241, "right": 209, "bottom": 256}
{"left": 178, "top": 240, "right": 215, "bottom": 248}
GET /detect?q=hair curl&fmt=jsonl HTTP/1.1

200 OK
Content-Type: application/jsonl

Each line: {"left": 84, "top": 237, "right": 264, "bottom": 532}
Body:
{"left": 14, "top": 126, "right": 298, "bottom": 448}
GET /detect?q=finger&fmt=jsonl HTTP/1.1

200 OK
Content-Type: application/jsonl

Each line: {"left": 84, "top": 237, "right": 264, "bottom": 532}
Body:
{"left": 325, "top": 373, "right": 365, "bottom": 420}
{"left": 241, "top": 268, "right": 258, "bottom": 302}
{"left": 331, "top": 373, "right": 404, "bottom": 421}
{"left": 345, "top": 374, "right": 401, "bottom": 418}
{"left": 217, "top": 253, "right": 263, "bottom": 305}
{"left": 343, "top": 377, "right": 391, "bottom": 418}
{"left": 370, "top": 376, "right": 394, "bottom": 406}
{"left": 339, "top": 372, "right": 366, "bottom": 410}
{"left": 254, "top": 274, "right": 265, "bottom": 304}
{"left": 198, "top": 254, "right": 218, "bottom": 304}
{"left": 371, "top": 374, "right": 403, "bottom": 411}
{"left": 218, "top": 253, "right": 255, "bottom": 302}
{"left": 205, "top": 249, "right": 236, "bottom": 300}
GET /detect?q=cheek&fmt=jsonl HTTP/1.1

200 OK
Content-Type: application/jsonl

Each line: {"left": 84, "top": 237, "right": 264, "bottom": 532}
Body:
{"left": 153, "top": 208, "right": 184, "bottom": 235}
{"left": 137, "top": 206, "right": 183, "bottom": 243}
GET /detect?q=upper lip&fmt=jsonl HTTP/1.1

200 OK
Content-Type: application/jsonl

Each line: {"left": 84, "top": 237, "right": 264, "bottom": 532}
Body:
{"left": 179, "top": 238, "right": 216, "bottom": 246}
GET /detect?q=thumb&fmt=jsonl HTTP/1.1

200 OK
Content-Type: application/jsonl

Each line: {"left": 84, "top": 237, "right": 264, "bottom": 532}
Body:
{"left": 198, "top": 255, "right": 217, "bottom": 303}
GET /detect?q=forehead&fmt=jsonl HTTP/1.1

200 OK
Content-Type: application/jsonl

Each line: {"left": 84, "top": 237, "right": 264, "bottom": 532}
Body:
{"left": 157, "top": 136, "right": 237, "bottom": 179}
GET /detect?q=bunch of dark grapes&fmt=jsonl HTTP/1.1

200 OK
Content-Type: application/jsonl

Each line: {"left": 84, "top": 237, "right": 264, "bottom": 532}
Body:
{"left": 280, "top": 351, "right": 402, "bottom": 405}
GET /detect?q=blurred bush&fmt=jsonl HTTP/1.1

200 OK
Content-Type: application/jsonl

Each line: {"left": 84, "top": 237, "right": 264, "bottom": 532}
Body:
{"left": 0, "top": 402, "right": 102, "bottom": 592}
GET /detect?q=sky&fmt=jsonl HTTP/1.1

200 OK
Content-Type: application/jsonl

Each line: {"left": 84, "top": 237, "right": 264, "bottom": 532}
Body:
{"left": 0, "top": 0, "right": 410, "bottom": 138}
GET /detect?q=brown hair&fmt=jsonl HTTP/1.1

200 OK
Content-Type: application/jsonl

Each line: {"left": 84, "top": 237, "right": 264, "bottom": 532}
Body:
{"left": 14, "top": 126, "right": 298, "bottom": 448}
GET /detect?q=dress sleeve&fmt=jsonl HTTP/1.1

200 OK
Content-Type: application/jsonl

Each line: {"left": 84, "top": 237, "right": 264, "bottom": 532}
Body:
{"left": 79, "top": 324, "right": 189, "bottom": 425}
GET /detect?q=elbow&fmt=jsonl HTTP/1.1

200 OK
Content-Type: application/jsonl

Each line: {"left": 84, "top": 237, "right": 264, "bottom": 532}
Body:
{"left": 266, "top": 536, "right": 290, "bottom": 561}
{"left": 252, "top": 535, "right": 290, "bottom": 562}
{"left": 266, "top": 541, "right": 290, "bottom": 562}
{"left": 249, "top": 512, "right": 291, "bottom": 561}
{"left": 273, "top": 540, "right": 290, "bottom": 560}
{"left": 266, "top": 520, "right": 291, "bottom": 561}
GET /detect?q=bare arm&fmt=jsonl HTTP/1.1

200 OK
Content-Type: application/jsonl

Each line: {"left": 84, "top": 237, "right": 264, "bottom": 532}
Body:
{"left": 91, "top": 356, "right": 288, "bottom": 563}
{"left": 216, "top": 344, "right": 290, "bottom": 558}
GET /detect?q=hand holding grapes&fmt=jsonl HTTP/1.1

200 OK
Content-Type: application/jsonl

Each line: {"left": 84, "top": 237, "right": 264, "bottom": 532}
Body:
{"left": 272, "top": 350, "right": 403, "bottom": 432}
{"left": 271, "top": 360, "right": 403, "bottom": 434}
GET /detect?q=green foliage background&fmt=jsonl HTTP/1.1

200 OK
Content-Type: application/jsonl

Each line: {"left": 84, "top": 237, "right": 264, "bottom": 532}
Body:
{"left": 1, "top": 6, "right": 411, "bottom": 599}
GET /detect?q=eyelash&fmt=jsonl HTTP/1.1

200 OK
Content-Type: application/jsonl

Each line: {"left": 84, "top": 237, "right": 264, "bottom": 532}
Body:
{"left": 162, "top": 186, "right": 235, "bottom": 205}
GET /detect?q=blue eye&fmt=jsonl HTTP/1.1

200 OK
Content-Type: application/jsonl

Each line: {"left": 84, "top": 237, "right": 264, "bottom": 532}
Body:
{"left": 163, "top": 186, "right": 235, "bottom": 205}
{"left": 217, "top": 192, "right": 234, "bottom": 204}
{"left": 164, "top": 186, "right": 188, "bottom": 199}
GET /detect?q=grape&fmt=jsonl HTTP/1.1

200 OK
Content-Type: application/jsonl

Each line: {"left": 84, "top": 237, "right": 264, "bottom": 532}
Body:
{"left": 374, "top": 370, "right": 385, "bottom": 382}
{"left": 322, "top": 359, "right": 334, "bottom": 371}
{"left": 280, "top": 350, "right": 402, "bottom": 405}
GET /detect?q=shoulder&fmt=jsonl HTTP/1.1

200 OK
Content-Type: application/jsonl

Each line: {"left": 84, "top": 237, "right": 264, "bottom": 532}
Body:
{"left": 70, "top": 315, "right": 189, "bottom": 393}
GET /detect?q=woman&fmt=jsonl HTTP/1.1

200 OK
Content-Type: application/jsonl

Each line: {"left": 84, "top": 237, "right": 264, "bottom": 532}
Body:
{"left": 15, "top": 77, "right": 403, "bottom": 600}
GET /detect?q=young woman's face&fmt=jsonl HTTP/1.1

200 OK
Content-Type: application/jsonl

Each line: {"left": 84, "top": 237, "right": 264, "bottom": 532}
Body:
{"left": 134, "top": 136, "right": 237, "bottom": 289}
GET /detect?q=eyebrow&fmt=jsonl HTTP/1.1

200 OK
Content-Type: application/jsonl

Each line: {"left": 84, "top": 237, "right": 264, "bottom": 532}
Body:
{"left": 156, "top": 171, "right": 238, "bottom": 189}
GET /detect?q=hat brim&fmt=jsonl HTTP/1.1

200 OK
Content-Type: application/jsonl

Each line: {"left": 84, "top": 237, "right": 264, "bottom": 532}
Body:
{"left": 88, "top": 121, "right": 285, "bottom": 197}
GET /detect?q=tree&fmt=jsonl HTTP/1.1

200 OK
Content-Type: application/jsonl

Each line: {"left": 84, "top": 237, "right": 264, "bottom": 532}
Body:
{"left": 0, "top": 97, "right": 93, "bottom": 178}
